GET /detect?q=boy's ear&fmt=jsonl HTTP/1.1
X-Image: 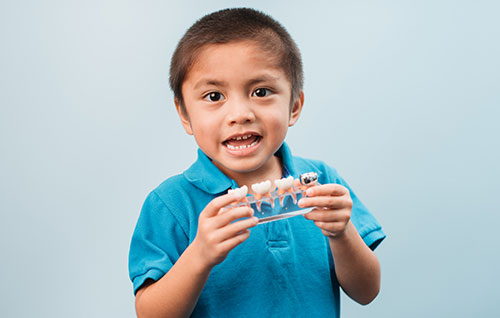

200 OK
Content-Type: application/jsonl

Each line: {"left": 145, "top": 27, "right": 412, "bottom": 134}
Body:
{"left": 175, "top": 98, "right": 193, "bottom": 135}
{"left": 288, "top": 91, "right": 304, "bottom": 127}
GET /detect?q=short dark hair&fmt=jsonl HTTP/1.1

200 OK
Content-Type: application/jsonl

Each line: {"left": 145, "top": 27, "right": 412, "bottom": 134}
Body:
{"left": 169, "top": 8, "right": 303, "bottom": 114}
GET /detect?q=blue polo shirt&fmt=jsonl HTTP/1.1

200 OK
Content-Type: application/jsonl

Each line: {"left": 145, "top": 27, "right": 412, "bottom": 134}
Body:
{"left": 129, "top": 142, "right": 385, "bottom": 317}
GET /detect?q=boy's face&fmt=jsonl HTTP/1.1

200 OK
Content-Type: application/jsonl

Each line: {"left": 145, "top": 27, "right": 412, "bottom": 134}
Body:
{"left": 176, "top": 41, "right": 303, "bottom": 179}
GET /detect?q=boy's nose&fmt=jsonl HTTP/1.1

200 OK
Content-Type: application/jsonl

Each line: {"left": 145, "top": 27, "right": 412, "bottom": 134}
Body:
{"left": 226, "top": 101, "right": 256, "bottom": 125}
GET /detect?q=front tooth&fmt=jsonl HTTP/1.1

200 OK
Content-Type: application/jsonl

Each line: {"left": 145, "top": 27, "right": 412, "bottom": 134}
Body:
{"left": 226, "top": 141, "right": 256, "bottom": 150}
{"left": 252, "top": 180, "right": 271, "bottom": 194}
{"left": 274, "top": 176, "right": 293, "bottom": 190}
{"left": 236, "top": 136, "right": 242, "bottom": 140}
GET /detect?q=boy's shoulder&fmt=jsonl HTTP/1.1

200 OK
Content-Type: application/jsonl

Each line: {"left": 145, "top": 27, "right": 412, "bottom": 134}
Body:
{"left": 152, "top": 149, "right": 233, "bottom": 198}
{"left": 142, "top": 172, "right": 208, "bottom": 232}
{"left": 153, "top": 173, "right": 191, "bottom": 196}
{"left": 146, "top": 148, "right": 231, "bottom": 212}
{"left": 295, "top": 156, "right": 339, "bottom": 182}
{"left": 148, "top": 172, "right": 207, "bottom": 213}
{"left": 143, "top": 173, "right": 193, "bottom": 212}
{"left": 283, "top": 145, "right": 341, "bottom": 184}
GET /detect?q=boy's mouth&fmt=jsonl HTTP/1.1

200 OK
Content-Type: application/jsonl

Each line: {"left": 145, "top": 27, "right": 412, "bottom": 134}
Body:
{"left": 223, "top": 133, "right": 262, "bottom": 150}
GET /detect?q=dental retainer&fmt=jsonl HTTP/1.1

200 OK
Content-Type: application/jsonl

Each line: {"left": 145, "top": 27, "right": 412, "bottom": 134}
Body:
{"left": 223, "top": 172, "right": 319, "bottom": 224}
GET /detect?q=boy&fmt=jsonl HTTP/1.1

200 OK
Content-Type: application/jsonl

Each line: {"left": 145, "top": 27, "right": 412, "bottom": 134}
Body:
{"left": 129, "top": 8, "right": 385, "bottom": 318}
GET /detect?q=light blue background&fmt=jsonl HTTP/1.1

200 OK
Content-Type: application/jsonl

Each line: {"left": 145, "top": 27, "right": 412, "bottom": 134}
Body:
{"left": 1, "top": 1, "right": 499, "bottom": 317}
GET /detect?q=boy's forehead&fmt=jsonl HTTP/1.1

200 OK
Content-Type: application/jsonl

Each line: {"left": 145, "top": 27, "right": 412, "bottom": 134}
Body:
{"left": 184, "top": 41, "right": 286, "bottom": 84}
{"left": 196, "top": 41, "right": 279, "bottom": 66}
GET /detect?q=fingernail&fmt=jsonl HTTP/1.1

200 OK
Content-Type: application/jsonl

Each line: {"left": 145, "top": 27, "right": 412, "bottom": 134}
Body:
{"left": 298, "top": 199, "right": 304, "bottom": 207}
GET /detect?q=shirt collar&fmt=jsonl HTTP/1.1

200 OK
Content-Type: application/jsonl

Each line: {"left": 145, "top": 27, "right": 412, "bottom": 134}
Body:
{"left": 276, "top": 141, "right": 298, "bottom": 178}
{"left": 183, "top": 142, "right": 297, "bottom": 195}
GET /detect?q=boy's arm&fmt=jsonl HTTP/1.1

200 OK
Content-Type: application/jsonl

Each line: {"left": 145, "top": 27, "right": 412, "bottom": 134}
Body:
{"left": 135, "top": 242, "right": 210, "bottom": 318}
{"left": 327, "top": 221, "right": 381, "bottom": 305}
{"left": 135, "top": 192, "right": 258, "bottom": 318}
{"left": 299, "top": 184, "right": 381, "bottom": 305}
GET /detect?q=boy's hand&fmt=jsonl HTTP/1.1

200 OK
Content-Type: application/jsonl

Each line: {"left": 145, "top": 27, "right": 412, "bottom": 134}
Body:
{"left": 298, "top": 184, "right": 353, "bottom": 238}
{"left": 192, "top": 192, "right": 258, "bottom": 269}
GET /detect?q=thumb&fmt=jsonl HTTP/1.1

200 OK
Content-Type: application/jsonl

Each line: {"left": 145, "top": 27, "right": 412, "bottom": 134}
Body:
{"left": 203, "top": 191, "right": 245, "bottom": 217}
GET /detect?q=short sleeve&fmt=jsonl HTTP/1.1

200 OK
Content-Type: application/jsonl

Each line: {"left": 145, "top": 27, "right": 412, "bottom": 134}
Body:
{"left": 128, "top": 191, "right": 189, "bottom": 294}
{"left": 326, "top": 166, "right": 386, "bottom": 250}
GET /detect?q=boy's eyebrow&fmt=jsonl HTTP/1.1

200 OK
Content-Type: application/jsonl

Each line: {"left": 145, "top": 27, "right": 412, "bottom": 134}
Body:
{"left": 193, "top": 74, "right": 280, "bottom": 90}
{"left": 245, "top": 74, "right": 280, "bottom": 86}
{"left": 193, "top": 79, "right": 228, "bottom": 90}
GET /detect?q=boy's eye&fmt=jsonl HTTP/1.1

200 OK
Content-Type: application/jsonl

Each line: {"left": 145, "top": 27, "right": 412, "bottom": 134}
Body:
{"left": 203, "top": 92, "right": 225, "bottom": 102}
{"left": 252, "top": 88, "right": 272, "bottom": 98}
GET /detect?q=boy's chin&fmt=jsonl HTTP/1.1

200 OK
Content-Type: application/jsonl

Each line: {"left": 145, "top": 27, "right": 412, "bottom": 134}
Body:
{"left": 213, "top": 159, "right": 264, "bottom": 176}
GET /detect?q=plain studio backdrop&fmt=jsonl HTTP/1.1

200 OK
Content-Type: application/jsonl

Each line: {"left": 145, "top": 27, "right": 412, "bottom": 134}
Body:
{"left": 1, "top": 1, "right": 498, "bottom": 317}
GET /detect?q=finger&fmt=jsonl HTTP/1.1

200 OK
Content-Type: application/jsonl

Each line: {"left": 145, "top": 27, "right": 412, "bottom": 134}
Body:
{"left": 299, "top": 196, "right": 351, "bottom": 209}
{"left": 202, "top": 192, "right": 246, "bottom": 217}
{"left": 213, "top": 206, "right": 255, "bottom": 228}
{"left": 304, "top": 209, "right": 350, "bottom": 222}
{"left": 217, "top": 216, "right": 259, "bottom": 241}
{"left": 313, "top": 220, "right": 347, "bottom": 234}
{"left": 218, "top": 229, "right": 251, "bottom": 252}
{"left": 305, "top": 184, "right": 349, "bottom": 197}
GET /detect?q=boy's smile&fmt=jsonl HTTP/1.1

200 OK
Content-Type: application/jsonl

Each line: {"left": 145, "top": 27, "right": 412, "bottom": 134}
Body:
{"left": 176, "top": 41, "right": 303, "bottom": 183}
{"left": 223, "top": 132, "right": 261, "bottom": 154}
